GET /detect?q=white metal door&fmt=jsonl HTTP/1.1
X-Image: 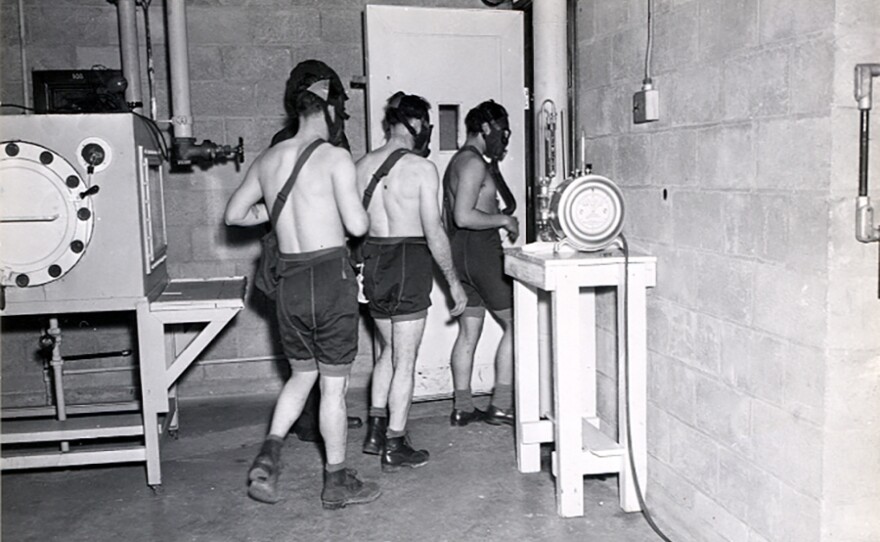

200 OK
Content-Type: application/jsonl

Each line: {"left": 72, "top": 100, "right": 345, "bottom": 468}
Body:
{"left": 365, "top": 5, "right": 525, "bottom": 399}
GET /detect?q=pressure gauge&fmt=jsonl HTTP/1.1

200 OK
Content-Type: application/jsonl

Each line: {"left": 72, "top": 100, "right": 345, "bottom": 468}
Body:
{"left": 549, "top": 174, "right": 625, "bottom": 252}
{"left": 0, "top": 141, "right": 96, "bottom": 287}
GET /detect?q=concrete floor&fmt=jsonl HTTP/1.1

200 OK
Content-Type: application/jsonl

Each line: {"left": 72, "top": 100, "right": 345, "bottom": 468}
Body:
{"left": 2, "top": 395, "right": 658, "bottom": 542}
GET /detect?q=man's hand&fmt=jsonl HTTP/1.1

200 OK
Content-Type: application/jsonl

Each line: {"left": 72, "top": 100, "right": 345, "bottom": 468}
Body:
{"left": 449, "top": 281, "right": 468, "bottom": 317}
{"left": 503, "top": 215, "right": 519, "bottom": 243}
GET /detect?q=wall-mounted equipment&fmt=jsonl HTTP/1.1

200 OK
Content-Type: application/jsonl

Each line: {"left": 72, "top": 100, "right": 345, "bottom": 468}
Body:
{"left": 854, "top": 63, "right": 880, "bottom": 298}
{"left": 32, "top": 69, "right": 129, "bottom": 114}
{"left": 0, "top": 113, "right": 168, "bottom": 315}
{"left": 534, "top": 100, "right": 625, "bottom": 252}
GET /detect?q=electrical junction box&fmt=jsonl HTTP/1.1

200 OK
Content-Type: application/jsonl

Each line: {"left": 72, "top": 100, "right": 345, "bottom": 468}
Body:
{"left": 633, "top": 87, "right": 659, "bottom": 124}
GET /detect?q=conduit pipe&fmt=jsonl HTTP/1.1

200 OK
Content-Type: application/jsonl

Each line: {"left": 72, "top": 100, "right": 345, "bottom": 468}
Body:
{"left": 533, "top": 0, "right": 568, "bottom": 186}
{"left": 115, "top": 0, "right": 143, "bottom": 114}
{"left": 531, "top": 0, "right": 569, "bottom": 418}
{"left": 166, "top": 0, "right": 193, "bottom": 139}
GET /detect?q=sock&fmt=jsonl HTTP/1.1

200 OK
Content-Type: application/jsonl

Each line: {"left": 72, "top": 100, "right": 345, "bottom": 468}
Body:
{"left": 491, "top": 383, "right": 513, "bottom": 411}
{"left": 454, "top": 389, "right": 474, "bottom": 411}
{"left": 369, "top": 406, "right": 387, "bottom": 419}
{"left": 386, "top": 428, "right": 406, "bottom": 439}
{"left": 325, "top": 461, "right": 346, "bottom": 473}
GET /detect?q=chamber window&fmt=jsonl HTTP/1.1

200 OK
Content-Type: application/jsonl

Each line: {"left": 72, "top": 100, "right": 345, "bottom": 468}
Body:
{"left": 438, "top": 104, "right": 459, "bottom": 151}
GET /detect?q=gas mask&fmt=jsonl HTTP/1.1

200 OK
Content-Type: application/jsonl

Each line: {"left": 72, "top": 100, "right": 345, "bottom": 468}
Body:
{"left": 324, "top": 103, "right": 350, "bottom": 150}
{"left": 483, "top": 118, "right": 510, "bottom": 161}
{"left": 403, "top": 118, "right": 433, "bottom": 158}
{"left": 304, "top": 78, "right": 350, "bottom": 150}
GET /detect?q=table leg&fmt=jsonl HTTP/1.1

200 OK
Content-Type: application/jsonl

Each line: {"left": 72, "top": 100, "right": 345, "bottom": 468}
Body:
{"left": 552, "top": 275, "right": 585, "bottom": 517}
{"left": 514, "top": 280, "right": 541, "bottom": 473}
{"left": 617, "top": 265, "right": 647, "bottom": 512}
{"left": 136, "top": 301, "right": 165, "bottom": 487}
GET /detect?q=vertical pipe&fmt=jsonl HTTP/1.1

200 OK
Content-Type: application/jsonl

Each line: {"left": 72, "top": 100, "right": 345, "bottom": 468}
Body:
{"left": 533, "top": 0, "right": 568, "bottom": 185}
{"left": 17, "top": 0, "right": 29, "bottom": 111}
{"left": 166, "top": 0, "right": 193, "bottom": 138}
{"left": 47, "top": 318, "right": 70, "bottom": 453}
{"left": 860, "top": 110, "right": 870, "bottom": 197}
{"left": 533, "top": 0, "right": 568, "bottom": 418}
{"left": 116, "top": 0, "right": 143, "bottom": 114}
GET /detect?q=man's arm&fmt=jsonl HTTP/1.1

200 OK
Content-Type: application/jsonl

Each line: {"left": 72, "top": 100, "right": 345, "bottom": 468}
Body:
{"left": 418, "top": 161, "right": 467, "bottom": 316}
{"left": 452, "top": 154, "right": 517, "bottom": 235}
{"left": 225, "top": 153, "right": 270, "bottom": 226}
{"left": 330, "top": 147, "right": 369, "bottom": 237}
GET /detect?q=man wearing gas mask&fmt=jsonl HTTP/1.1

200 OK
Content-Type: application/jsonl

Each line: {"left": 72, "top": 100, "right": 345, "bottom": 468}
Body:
{"left": 442, "top": 100, "right": 517, "bottom": 427}
{"left": 269, "top": 61, "right": 363, "bottom": 445}
{"left": 225, "top": 61, "right": 380, "bottom": 508}
{"left": 356, "top": 92, "right": 468, "bottom": 471}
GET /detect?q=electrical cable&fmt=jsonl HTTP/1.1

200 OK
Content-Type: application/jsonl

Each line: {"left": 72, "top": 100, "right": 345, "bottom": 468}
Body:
{"left": 0, "top": 103, "right": 35, "bottom": 112}
{"left": 18, "top": 0, "right": 29, "bottom": 111}
{"left": 132, "top": 111, "right": 169, "bottom": 161}
{"left": 643, "top": 0, "right": 654, "bottom": 85}
{"left": 139, "top": 0, "right": 159, "bottom": 121}
{"left": 619, "top": 233, "right": 673, "bottom": 542}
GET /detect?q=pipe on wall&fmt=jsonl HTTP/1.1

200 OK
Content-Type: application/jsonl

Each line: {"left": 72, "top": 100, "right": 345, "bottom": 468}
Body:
{"left": 166, "top": 0, "right": 193, "bottom": 139}
{"left": 532, "top": 0, "right": 568, "bottom": 185}
{"left": 115, "top": 0, "right": 143, "bottom": 114}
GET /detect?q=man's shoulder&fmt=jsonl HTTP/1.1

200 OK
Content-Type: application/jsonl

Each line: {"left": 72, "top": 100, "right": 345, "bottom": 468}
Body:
{"left": 451, "top": 150, "right": 487, "bottom": 177}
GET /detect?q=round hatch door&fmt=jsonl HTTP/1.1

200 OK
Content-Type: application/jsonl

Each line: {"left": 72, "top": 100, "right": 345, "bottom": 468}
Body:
{"left": 0, "top": 141, "right": 95, "bottom": 287}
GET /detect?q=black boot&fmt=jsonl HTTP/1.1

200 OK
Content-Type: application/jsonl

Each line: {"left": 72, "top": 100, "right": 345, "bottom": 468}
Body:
{"left": 381, "top": 434, "right": 430, "bottom": 472}
{"left": 362, "top": 416, "right": 387, "bottom": 455}
{"left": 247, "top": 438, "right": 283, "bottom": 504}
{"left": 321, "top": 468, "right": 381, "bottom": 510}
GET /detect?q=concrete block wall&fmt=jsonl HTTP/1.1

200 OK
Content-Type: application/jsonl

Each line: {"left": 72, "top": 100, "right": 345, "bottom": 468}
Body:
{"left": 577, "top": 0, "right": 879, "bottom": 541}
{"left": 0, "top": 0, "right": 488, "bottom": 406}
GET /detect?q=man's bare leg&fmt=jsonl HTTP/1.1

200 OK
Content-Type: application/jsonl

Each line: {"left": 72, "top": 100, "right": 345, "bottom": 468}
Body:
{"left": 381, "top": 317, "right": 430, "bottom": 471}
{"left": 387, "top": 318, "right": 427, "bottom": 432}
{"left": 248, "top": 366, "right": 319, "bottom": 504}
{"left": 319, "top": 374, "right": 349, "bottom": 465}
{"left": 485, "top": 309, "right": 514, "bottom": 426}
{"left": 364, "top": 319, "right": 393, "bottom": 454}
{"left": 449, "top": 311, "right": 487, "bottom": 425}
{"left": 268, "top": 369, "right": 320, "bottom": 438}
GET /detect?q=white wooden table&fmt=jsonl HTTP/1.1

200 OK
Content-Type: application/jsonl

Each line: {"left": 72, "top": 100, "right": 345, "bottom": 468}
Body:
{"left": 504, "top": 244, "right": 656, "bottom": 518}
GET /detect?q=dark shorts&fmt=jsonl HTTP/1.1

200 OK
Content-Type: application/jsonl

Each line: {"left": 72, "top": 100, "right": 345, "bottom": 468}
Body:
{"left": 362, "top": 236, "right": 433, "bottom": 322}
{"left": 450, "top": 229, "right": 512, "bottom": 313}
{"left": 275, "top": 246, "right": 359, "bottom": 376}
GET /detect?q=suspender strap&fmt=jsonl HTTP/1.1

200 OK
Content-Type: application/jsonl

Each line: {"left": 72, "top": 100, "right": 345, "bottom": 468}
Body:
{"left": 362, "top": 148, "right": 412, "bottom": 209}
{"left": 269, "top": 138, "right": 325, "bottom": 226}
{"left": 456, "top": 146, "right": 516, "bottom": 216}
{"left": 489, "top": 160, "right": 516, "bottom": 216}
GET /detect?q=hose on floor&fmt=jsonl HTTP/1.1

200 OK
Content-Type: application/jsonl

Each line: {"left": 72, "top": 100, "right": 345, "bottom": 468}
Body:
{"left": 619, "top": 233, "right": 674, "bottom": 542}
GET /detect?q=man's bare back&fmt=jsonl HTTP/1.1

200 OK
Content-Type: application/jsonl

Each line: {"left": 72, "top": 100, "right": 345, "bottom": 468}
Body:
{"left": 356, "top": 149, "right": 438, "bottom": 238}
{"left": 226, "top": 130, "right": 366, "bottom": 253}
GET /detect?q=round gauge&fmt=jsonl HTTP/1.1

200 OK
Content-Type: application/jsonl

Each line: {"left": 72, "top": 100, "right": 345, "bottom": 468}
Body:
{"left": 550, "top": 174, "right": 625, "bottom": 252}
{"left": 0, "top": 141, "right": 95, "bottom": 287}
{"left": 76, "top": 137, "right": 112, "bottom": 173}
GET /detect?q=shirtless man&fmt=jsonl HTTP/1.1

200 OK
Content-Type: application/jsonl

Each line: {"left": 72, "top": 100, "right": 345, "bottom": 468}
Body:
{"left": 442, "top": 100, "right": 518, "bottom": 427}
{"left": 225, "top": 69, "right": 378, "bottom": 509}
{"left": 268, "top": 60, "right": 362, "bottom": 444}
{"left": 356, "top": 93, "right": 467, "bottom": 471}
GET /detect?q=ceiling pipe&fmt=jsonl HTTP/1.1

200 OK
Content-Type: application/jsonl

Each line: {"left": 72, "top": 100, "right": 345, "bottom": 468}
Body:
{"left": 532, "top": 0, "right": 569, "bottom": 186}
{"left": 166, "top": 0, "right": 192, "bottom": 140}
{"left": 115, "top": 0, "right": 143, "bottom": 114}
{"left": 165, "top": 0, "right": 243, "bottom": 167}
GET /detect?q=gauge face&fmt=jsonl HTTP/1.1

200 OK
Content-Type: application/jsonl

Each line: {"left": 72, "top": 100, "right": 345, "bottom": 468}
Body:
{"left": 0, "top": 141, "right": 94, "bottom": 287}
{"left": 550, "top": 174, "right": 624, "bottom": 251}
